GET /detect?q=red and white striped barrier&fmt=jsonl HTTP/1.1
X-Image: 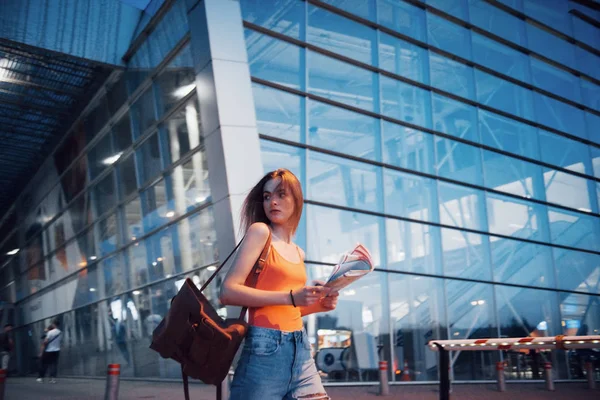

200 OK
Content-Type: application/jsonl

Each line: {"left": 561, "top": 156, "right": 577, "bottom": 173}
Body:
{"left": 104, "top": 364, "right": 120, "bottom": 400}
{"left": 428, "top": 335, "right": 600, "bottom": 352}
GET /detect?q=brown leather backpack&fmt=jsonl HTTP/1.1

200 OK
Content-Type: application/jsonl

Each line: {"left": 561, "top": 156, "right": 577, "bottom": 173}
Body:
{"left": 149, "top": 232, "right": 271, "bottom": 400}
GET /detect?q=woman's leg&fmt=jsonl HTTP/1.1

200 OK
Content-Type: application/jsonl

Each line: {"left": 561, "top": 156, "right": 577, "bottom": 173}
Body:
{"left": 286, "top": 331, "right": 329, "bottom": 400}
{"left": 38, "top": 353, "right": 48, "bottom": 378}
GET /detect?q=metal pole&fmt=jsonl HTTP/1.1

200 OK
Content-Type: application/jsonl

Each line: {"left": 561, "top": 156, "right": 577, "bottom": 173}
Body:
{"left": 0, "top": 369, "right": 6, "bottom": 400}
{"left": 543, "top": 362, "right": 554, "bottom": 391}
{"left": 378, "top": 361, "right": 389, "bottom": 396}
{"left": 104, "top": 364, "right": 121, "bottom": 400}
{"left": 496, "top": 362, "right": 506, "bottom": 392}
{"left": 433, "top": 343, "right": 450, "bottom": 400}
{"left": 585, "top": 362, "right": 596, "bottom": 390}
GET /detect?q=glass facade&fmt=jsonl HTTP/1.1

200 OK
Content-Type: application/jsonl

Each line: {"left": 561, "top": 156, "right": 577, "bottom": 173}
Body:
{"left": 0, "top": 0, "right": 598, "bottom": 385}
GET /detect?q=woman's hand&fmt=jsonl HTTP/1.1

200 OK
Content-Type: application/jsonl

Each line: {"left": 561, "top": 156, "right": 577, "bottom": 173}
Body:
{"left": 319, "top": 291, "right": 339, "bottom": 310}
{"left": 292, "top": 286, "right": 330, "bottom": 307}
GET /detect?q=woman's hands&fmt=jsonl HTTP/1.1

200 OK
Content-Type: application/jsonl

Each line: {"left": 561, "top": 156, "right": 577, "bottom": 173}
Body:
{"left": 319, "top": 291, "right": 339, "bottom": 310}
{"left": 291, "top": 286, "right": 330, "bottom": 307}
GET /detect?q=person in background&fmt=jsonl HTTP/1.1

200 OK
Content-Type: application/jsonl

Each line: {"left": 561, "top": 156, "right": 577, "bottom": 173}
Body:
{"left": 0, "top": 324, "right": 14, "bottom": 371}
{"left": 37, "top": 322, "right": 62, "bottom": 383}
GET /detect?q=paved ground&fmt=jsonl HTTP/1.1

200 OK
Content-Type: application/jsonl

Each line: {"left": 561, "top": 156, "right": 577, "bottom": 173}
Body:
{"left": 3, "top": 377, "right": 599, "bottom": 399}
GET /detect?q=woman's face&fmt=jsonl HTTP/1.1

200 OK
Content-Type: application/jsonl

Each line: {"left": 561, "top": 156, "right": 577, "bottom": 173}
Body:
{"left": 263, "top": 177, "right": 295, "bottom": 226}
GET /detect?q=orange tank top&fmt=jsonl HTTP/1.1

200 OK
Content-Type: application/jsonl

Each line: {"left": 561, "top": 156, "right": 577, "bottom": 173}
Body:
{"left": 248, "top": 244, "right": 306, "bottom": 332}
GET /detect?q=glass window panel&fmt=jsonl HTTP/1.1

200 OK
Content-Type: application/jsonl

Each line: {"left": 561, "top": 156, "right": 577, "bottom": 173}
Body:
{"left": 124, "top": 197, "right": 143, "bottom": 243}
{"left": 429, "top": 53, "right": 475, "bottom": 100}
{"left": 482, "top": 150, "right": 543, "bottom": 199}
{"left": 161, "top": 96, "right": 201, "bottom": 165}
{"left": 526, "top": 24, "right": 575, "bottom": 70}
{"left": 379, "top": 32, "right": 429, "bottom": 85}
{"left": 143, "top": 225, "right": 177, "bottom": 284}
{"left": 534, "top": 93, "right": 586, "bottom": 140}
{"left": 253, "top": 83, "right": 303, "bottom": 143}
{"left": 426, "top": 0, "right": 468, "bottom": 19}
{"left": 136, "top": 132, "right": 163, "bottom": 185}
{"left": 386, "top": 219, "right": 441, "bottom": 274}
{"left": 260, "top": 140, "right": 305, "bottom": 185}
{"left": 573, "top": 17, "right": 600, "bottom": 49}
{"left": 308, "top": 152, "right": 381, "bottom": 213}
{"left": 553, "top": 248, "right": 600, "bottom": 294}
{"left": 308, "top": 50, "right": 377, "bottom": 113}
{"left": 471, "top": 33, "right": 531, "bottom": 83}
{"left": 113, "top": 114, "right": 133, "bottom": 153}
{"left": 170, "top": 153, "right": 210, "bottom": 215}
{"left": 118, "top": 154, "right": 138, "bottom": 199}
{"left": 246, "top": 29, "right": 303, "bottom": 90}
{"left": 380, "top": 75, "right": 431, "bottom": 128}
{"left": 435, "top": 136, "right": 483, "bottom": 186}
{"left": 101, "top": 254, "right": 126, "bottom": 298}
{"left": 106, "top": 75, "right": 128, "bottom": 115}
{"left": 530, "top": 58, "right": 581, "bottom": 104}
{"left": 88, "top": 134, "right": 114, "bottom": 181}
{"left": 384, "top": 169, "right": 437, "bottom": 222}
{"left": 130, "top": 88, "right": 157, "bottom": 138}
{"left": 240, "top": 0, "right": 305, "bottom": 40}
{"left": 581, "top": 79, "right": 600, "bottom": 112}
{"left": 84, "top": 95, "right": 110, "bottom": 142}
{"left": 426, "top": 13, "right": 472, "bottom": 60}
{"left": 97, "top": 214, "right": 119, "bottom": 256}
{"left": 560, "top": 293, "right": 600, "bottom": 338}
{"left": 496, "top": 286, "right": 560, "bottom": 339}
{"left": 487, "top": 193, "right": 548, "bottom": 242}
{"left": 307, "top": 4, "right": 376, "bottom": 66}
{"left": 441, "top": 228, "right": 491, "bottom": 281}
{"left": 490, "top": 236, "right": 555, "bottom": 288}
{"left": 438, "top": 182, "right": 486, "bottom": 231}
{"left": 585, "top": 112, "right": 600, "bottom": 146}
{"left": 468, "top": 0, "right": 527, "bottom": 46}
{"left": 80, "top": 228, "right": 97, "bottom": 263}
{"left": 308, "top": 98, "right": 380, "bottom": 161}
{"left": 382, "top": 121, "right": 435, "bottom": 175}
{"left": 432, "top": 94, "right": 479, "bottom": 143}
{"left": 548, "top": 208, "right": 600, "bottom": 252}
{"left": 155, "top": 45, "right": 195, "bottom": 117}
{"left": 141, "top": 179, "right": 169, "bottom": 233}
{"left": 524, "top": 0, "right": 571, "bottom": 35}
{"left": 127, "top": 236, "right": 149, "bottom": 289}
{"left": 592, "top": 147, "right": 600, "bottom": 179}
{"left": 377, "top": 0, "right": 426, "bottom": 42}
{"left": 543, "top": 168, "right": 591, "bottom": 211}
{"left": 306, "top": 204, "right": 382, "bottom": 266}
{"left": 575, "top": 46, "right": 600, "bottom": 81}
{"left": 92, "top": 172, "right": 117, "bottom": 218}
{"left": 319, "top": 0, "right": 376, "bottom": 21}
{"left": 478, "top": 110, "right": 539, "bottom": 159}
{"left": 186, "top": 208, "right": 219, "bottom": 269}
{"left": 475, "top": 70, "right": 535, "bottom": 121}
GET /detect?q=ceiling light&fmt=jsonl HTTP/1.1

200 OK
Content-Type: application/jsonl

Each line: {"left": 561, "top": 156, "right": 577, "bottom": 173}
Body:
{"left": 207, "top": 266, "right": 217, "bottom": 271}
{"left": 165, "top": 211, "right": 175, "bottom": 218}
{"left": 173, "top": 83, "right": 196, "bottom": 99}
{"left": 133, "top": 290, "right": 141, "bottom": 295}
{"left": 90, "top": 256, "right": 97, "bottom": 260}
{"left": 89, "top": 288, "right": 96, "bottom": 292}
{"left": 6, "top": 248, "right": 19, "bottom": 255}
{"left": 152, "top": 262, "right": 157, "bottom": 266}
{"left": 102, "top": 152, "right": 123, "bottom": 165}
{"left": 195, "top": 195, "right": 208, "bottom": 203}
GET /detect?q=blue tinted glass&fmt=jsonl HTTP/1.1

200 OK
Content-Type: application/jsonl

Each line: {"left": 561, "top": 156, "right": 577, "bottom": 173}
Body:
{"left": 253, "top": 83, "right": 303, "bottom": 143}
{"left": 308, "top": 4, "right": 376, "bottom": 66}
{"left": 495, "top": 0, "right": 523, "bottom": 12}
{"left": 379, "top": 32, "right": 429, "bottom": 85}
{"left": 478, "top": 110, "right": 539, "bottom": 159}
{"left": 438, "top": 182, "right": 486, "bottom": 231}
{"left": 573, "top": 17, "right": 600, "bottom": 49}
{"left": 581, "top": 79, "right": 600, "bottom": 112}
{"left": 544, "top": 168, "right": 592, "bottom": 211}
{"left": 380, "top": 75, "right": 431, "bottom": 128}
{"left": 530, "top": 58, "right": 581, "bottom": 104}
{"left": 553, "top": 248, "right": 600, "bottom": 294}
{"left": 309, "top": 51, "right": 377, "bottom": 112}
{"left": 591, "top": 147, "right": 600, "bottom": 178}
{"left": 382, "top": 121, "right": 435, "bottom": 175}
{"left": 384, "top": 169, "right": 437, "bottom": 222}
{"left": 308, "top": 98, "right": 381, "bottom": 161}
{"left": 426, "top": 0, "right": 469, "bottom": 20}
{"left": 533, "top": 93, "right": 587, "bottom": 140}
{"left": 526, "top": 24, "right": 575, "bottom": 70}
{"left": 490, "top": 236, "right": 554, "bottom": 288}
{"left": 446, "top": 280, "right": 497, "bottom": 340}
{"left": 471, "top": 33, "right": 531, "bottom": 83}
{"left": 246, "top": 29, "right": 303, "bottom": 90}
{"left": 585, "top": 112, "right": 600, "bottom": 145}
{"left": 432, "top": 94, "right": 479, "bottom": 143}
{"left": 575, "top": 47, "right": 600, "bottom": 81}
{"left": 548, "top": 208, "right": 600, "bottom": 252}
{"left": 523, "top": 0, "right": 572, "bottom": 35}
{"left": 429, "top": 53, "right": 475, "bottom": 100}
{"left": 260, "top": 140, "right": 305, "bottom": 186}
{"left": 441, "top": 228, "right": 491, "bottom": 281}
{"left": 427, "top": 13, "right": 472, "bottom": 60}
{"left": 435, "top": 136, "right": 483, "bottom": 186}
{"left": 240, "top": 0, "right": 304, "bottom": 40}
{"left": 319, "top": 0, "right": 377, "bottom": 22}
{"left": 538, "top": 130, "right": 592, "bottom": 174}
{"left": 475, "top": 70, "right": 535, "bottom": 121}
{"left": 377, "top": 0, "right": 426, "bottom": 42}
{"left": 386, "top": 219, "right": 442, "bottom": 274}
{"left": 487, "top": 193, "right": 549, "bottom": 242}
{"left": 482, "top": 150, "right": 543, "bottom": 199}
{"left": 308, "top": 152, "right": 382, "bottom": 212}
{"left": 468, "top": 0, "right": 527, "bottom": 46}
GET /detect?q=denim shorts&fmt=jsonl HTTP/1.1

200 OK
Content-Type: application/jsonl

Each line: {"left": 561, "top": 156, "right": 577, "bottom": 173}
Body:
{"left": 230, "top": 326, "right": 329, "bottom": 400}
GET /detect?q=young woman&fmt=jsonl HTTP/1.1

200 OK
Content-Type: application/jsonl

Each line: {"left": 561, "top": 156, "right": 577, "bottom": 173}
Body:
{"left": 220, "top": 168, "right": 337, "bottom": 400}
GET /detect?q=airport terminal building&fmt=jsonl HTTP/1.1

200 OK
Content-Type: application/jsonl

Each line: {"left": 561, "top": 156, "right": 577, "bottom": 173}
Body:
{"left": 0, "top": 0, "right": 599, "bottom": 384}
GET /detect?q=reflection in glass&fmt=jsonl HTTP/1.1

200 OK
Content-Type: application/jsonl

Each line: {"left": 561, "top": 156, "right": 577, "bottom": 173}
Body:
{"left": 379, "top": 32, "right": 429, "bottom": 84}
{"left": 530, "top": 58, "right": 581, "bottom": 104}
{"left": 118, "top": 154, "right": 138, "bottom": 200}
{"left": 162, "top": 95, "right": 201, "bottom": 165}
{"left": 475, "top": 70, "right": 535, "bottom": 121}
{"left": 380, "top": 75, "right": 431, "bottom": 128}
{"left": 386, "top": 219, "right": 441, "bottom": 275}
{"left": 553, "top": 248, "right": 600, "bottom": 294}
{"left": 136, "top": 132, "right": 163, "bottom": 185}
{"left": 141, "top": 179, "right": 170, "bottom": 233}
{"left": 482, "top": 150, "right": 542, "bottom": 199}
{"left": 548, "top": 208, "right": 600, "bottom": 252}
{"left": 543, "top": 168, "right": 591, "bottom": 211}
{"left": 471, "top": 32, "right": 530, "bottom": 83}
{"left": 382, "top": 121, "right": 434, "bottom": 175}
{"left": 377, "top": 0, "right": 426, "bottom": 42}
{"left": 171, "top": 152, "right": 210, "bottom": 215}
{"left": 487, "top": 193, "right": 548, "bottom": 242}
{"left": 427, "top": 13, "right": 472, "bottom": 60}
{"left": 441, "top": 228, "right": 491, "bottom": 281}
{"left": 97, "top": 214, "right": 119, "bottom": 257}
{"left": 125, "top": 197, "right": 143, "bottom": 243}
{"left": 130, "top": 88, "right": 157, "bottom": 139}
{"left": 92, "top": 172, "right": 117, "bottom": 218}
{"left": 253, "top": 83, "right": 303, "bottom": 143}
{"left": 438, "top": 182, "right": 486, "bottom": 231}
{"left": 102, "top": 255, "right": 126, "bottom": 298}
{"left": 469, "top": 0, "right": 527, "bottom": 46}
{"left": 432, "top": 94, "right": 479, "bottom": 143}
{"left": 429, "top": 53, "right": 475, "bottom": 100}
{"left": 533, "top": 93, "right": 586, "bottom": 140}
{"left": 384, "top": 169, "right": 437, "bottom": 222}
{"left": 435, "top": 136, "right": 483, "bottom": 186}
{"left": 478, "top": 110, "right": 539, "bottom": 160}
{"left": 240, "top": 0, "right": 305, "bottom": 40}
{"left": 113, "top": 114, "right": 133, "bottom": 153}
{"left": 155, "top": 45, "right": 195, "bottom": 116}
{"left": 88, "top": 134, "right": 114, "bottom": 181}
{"left": 260, "top": 140, "right": 305, "bottom": 186}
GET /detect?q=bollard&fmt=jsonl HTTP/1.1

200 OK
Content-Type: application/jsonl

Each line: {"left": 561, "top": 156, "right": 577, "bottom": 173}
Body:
{"left": 496, "top": 362, "right": 506, "bottom": 392}
{"left": 543, "top": 362, "right": 554, "bottom": 391}
{"left": 378, "top": 361, "right": 389, "bottom": 396}
{"left": 104, "top": 364, "right": 121, "bottom": 400}
{"left": 586, "top": 362, "right": 596, "bottom": 390}
{"left": 0, "top": 369, "right": 6, "bottom": 400}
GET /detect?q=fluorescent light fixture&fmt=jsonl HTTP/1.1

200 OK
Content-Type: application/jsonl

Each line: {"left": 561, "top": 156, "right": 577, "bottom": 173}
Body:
{"left": 152, "top": 262, "right": 157, "bottom": 266}
{"left": 578, "top": 207, "right": 591, "bottom": 213}
{"left": 195, "top": 195, "right": 208, "bottom": 203}
{"left": 6, "top": 248, "right": 19, "bottom": 255}
{"left": 89, "top": 288, "right": 96, "bottom": 292}
{"left": 166, "top": 274, "right": 172, "bottom": 278}
{"left": 157, "top": 257, "right": 164, "bottom": 262}
{"left": 477, "top": 300, "right": 485, "bottom": 305}
{"left": 165, "top": 211, "right": 175, "bottom": 218}
{"left": 207, "top": 266, "right": 217, "bottom": 271}
{"left": 90, "top": 256, "right": 97, "bottom": 260}
{"left": 132, "top": 290, "right": 141, "bottom": 295}
{"left": 173, "top": 83, "right": 196, "bottom": 99}
{"left": 102, "top": 152, "right": 123, "bottom": 165}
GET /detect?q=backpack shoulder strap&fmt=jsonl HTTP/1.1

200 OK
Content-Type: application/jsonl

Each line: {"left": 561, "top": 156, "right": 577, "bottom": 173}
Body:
{"left": 238, "top": 231, "right": 272, "bottom": 319}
